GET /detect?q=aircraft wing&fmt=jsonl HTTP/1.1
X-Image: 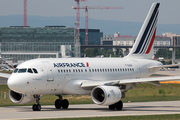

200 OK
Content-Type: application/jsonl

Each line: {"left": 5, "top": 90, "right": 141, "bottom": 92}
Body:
{"left": 148, "top": 64, "right": 180, "bottom": 69}
{"left": 81, "top": 76, "right": 180, "bottom": 89}
{"left": 0, "top": 73, "right": 11, "bottom": 78}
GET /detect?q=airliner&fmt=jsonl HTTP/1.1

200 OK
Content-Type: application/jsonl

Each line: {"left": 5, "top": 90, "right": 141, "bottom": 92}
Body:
{"left": 1, "top": 3, "right": 180, "bottom": 111}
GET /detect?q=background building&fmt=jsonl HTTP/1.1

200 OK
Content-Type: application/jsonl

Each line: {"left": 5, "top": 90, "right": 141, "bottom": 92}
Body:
{"left": 0, "top": 26, "right": 76, "bottom": 63}
{"left": 101, "top": 32, "right": 171, "bottom": 55}
{"left": 80, "top": 29, "right": 103, "bottom": 45}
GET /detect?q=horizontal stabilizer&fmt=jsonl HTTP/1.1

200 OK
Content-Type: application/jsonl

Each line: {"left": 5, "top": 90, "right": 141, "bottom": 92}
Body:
{"left": 148, "top": 64, "right": 180, "bottom": 69}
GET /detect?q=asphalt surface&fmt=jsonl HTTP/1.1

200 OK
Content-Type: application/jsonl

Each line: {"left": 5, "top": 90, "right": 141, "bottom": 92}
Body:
{"left": 0, "top": 77, "right": 8, "bottom": 85}
{"left": 0, "top": 101, "right": 180, "bottom": 119}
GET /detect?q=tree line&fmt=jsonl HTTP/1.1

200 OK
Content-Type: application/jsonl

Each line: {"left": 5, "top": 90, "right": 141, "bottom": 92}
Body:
{"left": 155, "top": 48, "right": 180, "bottom": 59}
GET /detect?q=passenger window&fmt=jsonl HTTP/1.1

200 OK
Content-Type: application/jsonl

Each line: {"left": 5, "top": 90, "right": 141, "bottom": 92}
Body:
{"left": 73, "top": 69, "right": 75, "bottom": 72}
{"left": 76, "top": 69, "right": 78, "bottom": 72}
{"left": 13, "top": 68, "right": 18, "bottom": 73}
{"left": 81, "top": 69, "right": 83, "bottom": 72}
{"left": 58, "top": 70, "right": 60, "bottom": 73}
{"left": 66, "top": 69, "right": 68, "bottom": 73}
{"left": 32, "top": 68, "right": 38, "bottom": 73}
{"left": 85, "top": 69, "right": 87, "bottom": 72}
{"left": 61, "top": 70, "right": 63, "bottom": 73}
{"left": 92, "top": 69, "right": 94, "bottom": 72}
{"left": 69, "top": 69, "right": 71, "bottom": 73}
{"left": 78, "top": 69, "right": 80, "bottom": 72}
{"left": 64, "top": 70, "right": 66, "bottom": 73}
{"left": 89, "top": 69, "right": 91, "bottom": 72}
{"left": 28, "top": 68, "right": 33, "bottom": 73}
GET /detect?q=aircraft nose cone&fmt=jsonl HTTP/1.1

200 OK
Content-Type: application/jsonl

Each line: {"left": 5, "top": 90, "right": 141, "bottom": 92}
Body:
{"left": 7, "top": 75, "right": 21, "bottom": 92}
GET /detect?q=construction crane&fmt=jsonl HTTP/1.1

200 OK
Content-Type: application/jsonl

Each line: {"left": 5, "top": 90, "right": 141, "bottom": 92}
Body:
{"left": 74, "top": 0, "right": 87, "bottom": 58}
{"left": 72, "top": 6, "right": 123, "bottom": 45}
{"left": 74, "top": 0, "right": 87, "bottom": 35}
{"left": 24, "top": 0, "right": 27, "bottom": 27}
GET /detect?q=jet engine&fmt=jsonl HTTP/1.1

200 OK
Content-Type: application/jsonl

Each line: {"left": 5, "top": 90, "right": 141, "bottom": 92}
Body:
{"left": 91, "top": 86, "right": 122, "bottom": 106}
{"left": 9, "top": 90, "right": 35, "bottom": 104}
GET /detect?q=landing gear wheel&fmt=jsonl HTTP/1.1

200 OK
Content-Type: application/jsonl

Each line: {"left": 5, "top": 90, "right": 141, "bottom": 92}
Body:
{"left": 55, "top": 95, "right": 69, "bottom": 109}
{"left": 32, "top": 104, "right": 41, "bottom": 111}
{"left": 55, "top": 99, "right": 62, "bottom": 109}
{"left": 32, "top": 104, "right": 37, "bottom": 111}
{"left": 109, "top": 100, "right": 123, "bottom": 110}
{"left": 32, "top": 95, "right": 41, "bottom": 111}
{"left": 62, "top": 99, "right": 69, "bottom": 109}
{"left": 115, "top": 100, "right": 123, "bottom": 110}
{"left": 109, "top": 104, "right": 116, "bottom": 110}
{"left": 37, "top": 104, "right": 41, "bottom": 111}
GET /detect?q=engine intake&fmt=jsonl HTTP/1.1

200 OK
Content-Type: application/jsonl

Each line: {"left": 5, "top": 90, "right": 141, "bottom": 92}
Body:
{"left": 91, "top": 86, "right": 122, "bottom": 106}
{"left": 9, "top": 90, "right": 35, "bottom": 104}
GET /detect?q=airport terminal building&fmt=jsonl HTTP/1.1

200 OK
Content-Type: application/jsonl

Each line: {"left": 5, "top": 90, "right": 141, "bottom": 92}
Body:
{"left": 0, "top": 26, "right": 76, "bottom": 63}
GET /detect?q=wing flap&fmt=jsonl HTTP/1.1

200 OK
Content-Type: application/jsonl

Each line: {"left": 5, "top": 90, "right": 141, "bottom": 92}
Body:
{"left": 81, "top": 76, "right": 180, "bottom": 89}
{"left": 119, "top": 76, "right": 180, "bottom": 84}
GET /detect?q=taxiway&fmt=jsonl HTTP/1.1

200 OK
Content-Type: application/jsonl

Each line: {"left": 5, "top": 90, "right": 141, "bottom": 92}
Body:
{"left": 0, "top": 101, "right": 180, "bottom": 120}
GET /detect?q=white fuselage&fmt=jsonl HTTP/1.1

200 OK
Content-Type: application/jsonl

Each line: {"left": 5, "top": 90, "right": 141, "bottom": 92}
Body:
{"left": 7, "top": 58, "right": 162, "bottom": 96}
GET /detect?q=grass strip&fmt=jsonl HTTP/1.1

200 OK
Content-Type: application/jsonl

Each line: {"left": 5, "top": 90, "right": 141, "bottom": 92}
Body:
{"left": 36, "top": 114, "right": 180, "bottom": 120}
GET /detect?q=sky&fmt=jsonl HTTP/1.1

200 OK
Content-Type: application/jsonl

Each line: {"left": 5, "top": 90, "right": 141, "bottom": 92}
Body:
{"left": 0, "top": 0, "right": 179, "bottom": 24}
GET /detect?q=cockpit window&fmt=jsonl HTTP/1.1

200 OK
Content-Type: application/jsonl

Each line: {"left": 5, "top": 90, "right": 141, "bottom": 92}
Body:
{"left": 13, "top": 68, "right": 18, "bottom": 73}
{"left": 18, "top": 68, "right": 27, "bottom": 73}
{"left": 32, "top": 68, "right": 38, "bottom": 73}
{"left": 27, "top": 68, "right": 33, "bottom": 73}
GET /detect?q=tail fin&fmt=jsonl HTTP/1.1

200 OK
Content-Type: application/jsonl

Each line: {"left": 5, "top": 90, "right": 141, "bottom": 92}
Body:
{"left": 126, "top": 3, "right": 160, "bottom": 59}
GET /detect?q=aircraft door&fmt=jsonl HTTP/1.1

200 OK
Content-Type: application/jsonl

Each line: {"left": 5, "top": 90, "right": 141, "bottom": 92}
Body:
{"left": 43, "top": 62, "right": 54, "bottom": 81}
{"left": 133, "top": 61, "right": 141, "bottom": 78}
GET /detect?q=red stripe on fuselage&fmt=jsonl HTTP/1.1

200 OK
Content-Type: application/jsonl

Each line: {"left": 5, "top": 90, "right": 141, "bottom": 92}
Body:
{"left": 86, "top": 62, "right": 89, "bottom": 67}
{"left": 145, "top": 28, "right": 156, "bottom": 54}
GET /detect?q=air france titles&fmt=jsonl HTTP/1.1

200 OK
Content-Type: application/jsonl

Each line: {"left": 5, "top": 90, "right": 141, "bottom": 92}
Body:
{"left": 54, "top": 63, "right": 86, "bottom": 68}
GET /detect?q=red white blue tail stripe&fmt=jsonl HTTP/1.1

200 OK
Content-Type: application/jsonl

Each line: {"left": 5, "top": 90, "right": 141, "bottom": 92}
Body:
{"left": 133, "top": 3, "right": 159, "bottom": 54}
{"left": 127, "top": 3, "right": 160, "bottom": 59}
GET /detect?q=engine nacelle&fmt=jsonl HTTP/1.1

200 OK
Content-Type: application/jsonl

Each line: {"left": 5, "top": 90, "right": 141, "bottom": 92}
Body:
{"left": 91, "top": 86, "right": 122, "bottom": 106}
{"left": 9, "top": 90, "right": 35, "bottom": 104}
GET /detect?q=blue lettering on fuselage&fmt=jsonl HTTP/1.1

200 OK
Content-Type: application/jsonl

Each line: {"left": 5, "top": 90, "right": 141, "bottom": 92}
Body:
{"left": 54, "top": 63, "right": 85, "bottom": 68}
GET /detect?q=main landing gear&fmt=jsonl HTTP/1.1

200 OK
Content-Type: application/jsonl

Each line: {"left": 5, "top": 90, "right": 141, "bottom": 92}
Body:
{"left": 55, "top": 95, "right": 69, "bottom": 109}
{"left": 32, "top": 95, "right": 41, "bottom": 111}
{"left": 109, "top": 100, "right": 123, "bottom": 110}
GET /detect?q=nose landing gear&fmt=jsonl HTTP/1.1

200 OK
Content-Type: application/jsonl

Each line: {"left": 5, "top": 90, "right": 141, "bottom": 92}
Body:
{"left": 55, "top": 95, "right": 69, "bottom": 109}
{"left": 32, "top": 95, "right": 41, "bottom": 111}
